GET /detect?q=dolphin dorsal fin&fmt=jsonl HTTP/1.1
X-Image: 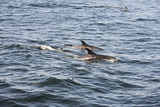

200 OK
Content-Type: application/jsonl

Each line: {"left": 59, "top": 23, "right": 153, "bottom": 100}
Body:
{"left": 81, "top": 40, "right": 88, "bottom": 46}
{"left": 85, "top": 48, "right": 96, "bottom": 55}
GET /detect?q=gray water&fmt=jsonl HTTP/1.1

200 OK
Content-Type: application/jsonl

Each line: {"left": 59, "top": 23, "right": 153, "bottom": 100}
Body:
{"left": 0, "top": 0, "right": 160, "bottom": 107}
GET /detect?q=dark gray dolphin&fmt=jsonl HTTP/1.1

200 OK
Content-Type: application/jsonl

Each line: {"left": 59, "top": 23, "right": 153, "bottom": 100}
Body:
{"left": 73, "top": 40, "right": 103, "bottom": 50}
{"left": 74, "top": 48, "right": 119, "bottom": 63}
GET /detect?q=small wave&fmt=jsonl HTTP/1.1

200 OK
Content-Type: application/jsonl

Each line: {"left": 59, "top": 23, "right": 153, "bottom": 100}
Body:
{"left": 136, "top": 18, "right": 157, "bottom": 22}
{"left": 25, "top": 28, "right": 36, "bottom": 31}
{"left": 150, "top": 78, "right": 160, "bottom": 83}
{"left": 27, "top": 40, "right": 46, "bottom": 44}
{"left": 6, "top": 5, "right": 20, "bottom": 8}
{"left": 37, "top": 77, "right": 81, "bottom": 88}
{"left": 7, "top": 67, "right": 29, "bottom": 72}
{"left": 28, "top": 3, "right": 127, "bottom": 10}
{"left": 0, "top": 92, "right": 52, "bottom": 106}
{"left": 0, "top": 18, "right": 13, "bottom": 22}
{"left": 133, "top": 32, "right": 150, "bottom": 36}
{"left": 0, "top": 96, "right": 18, "bottom": 107}
{"left": 28, "top": 3, "right": 81, "bottom": 9}
{"left": 120, "top": 57, "right": 153, "bottom": 65}
{"left": 28, "top": 3, "right": 53, "bottom": 8}
{"left": 28, "top": 3, "right": 75, "bottom": 9}
{"left": 117, "top": 80, "right": 144, "bottom": 88}
{"left": 3, "top": 44, "right": 24, "bottom": 49}
{"left": 92, "top": 22, "right": 107, "bottom": 26}
{"left": 21, "top": 92, "right": 53, "bottom": 102}
{"left": 86, "top": 5, "right": 127, "bottom": 9}
{"left": 130, "top": 38, "right": 151, "bottom": 42}
{"left": 129, "top": 60, "right": 152, "bottom": 65}
{"left": 0, "top": 81, "right": 12, "bottom": 88}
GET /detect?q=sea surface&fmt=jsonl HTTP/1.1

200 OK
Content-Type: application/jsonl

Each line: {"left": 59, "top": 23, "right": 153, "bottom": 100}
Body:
{"left": 0, "top": 0, "right": 160, "bottom": 107}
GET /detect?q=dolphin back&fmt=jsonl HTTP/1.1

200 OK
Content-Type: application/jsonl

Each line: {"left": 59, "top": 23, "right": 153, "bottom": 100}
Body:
{"left": 85, "top": 48, "right": 96, "bottom": 55}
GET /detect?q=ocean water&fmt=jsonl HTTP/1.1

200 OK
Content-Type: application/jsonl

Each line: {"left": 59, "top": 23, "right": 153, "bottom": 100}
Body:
{"left": 0, "top": 0, "right": 160, "bottom": 107}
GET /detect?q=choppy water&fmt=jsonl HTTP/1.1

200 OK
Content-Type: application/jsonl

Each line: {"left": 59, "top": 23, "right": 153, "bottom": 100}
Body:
{"left": 0, "top": 0, "right": 160, "bottom": 107}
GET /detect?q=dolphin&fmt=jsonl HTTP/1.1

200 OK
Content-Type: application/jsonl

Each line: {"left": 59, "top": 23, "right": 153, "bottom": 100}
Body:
{"left": 73, "top": 40, "right": 103, "bottom": 50}
{"left": 74, "top": 48, "right": 119, "bottom": 63}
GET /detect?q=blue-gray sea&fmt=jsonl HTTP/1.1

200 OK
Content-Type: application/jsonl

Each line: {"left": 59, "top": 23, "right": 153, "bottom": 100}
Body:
{"left": 0, "top": 0, "right": 160, "bottom": 107}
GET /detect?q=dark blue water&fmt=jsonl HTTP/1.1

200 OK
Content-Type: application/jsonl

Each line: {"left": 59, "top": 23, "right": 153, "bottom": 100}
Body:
{"left": 0, "top": 0, "right": 160, "bottom": 106}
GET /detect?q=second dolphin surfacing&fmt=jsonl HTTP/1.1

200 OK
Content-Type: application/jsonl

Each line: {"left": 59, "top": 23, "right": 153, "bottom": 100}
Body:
{"left": 74, "top": 48, "right": 119, "bottom": 63}
{"left": 73, "top": 40, "right": 103, "bottom": 50}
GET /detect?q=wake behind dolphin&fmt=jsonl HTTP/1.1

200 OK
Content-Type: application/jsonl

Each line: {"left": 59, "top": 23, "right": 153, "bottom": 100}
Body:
{"left": 31, "top": 45, "right": 78, "bottom": 57}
